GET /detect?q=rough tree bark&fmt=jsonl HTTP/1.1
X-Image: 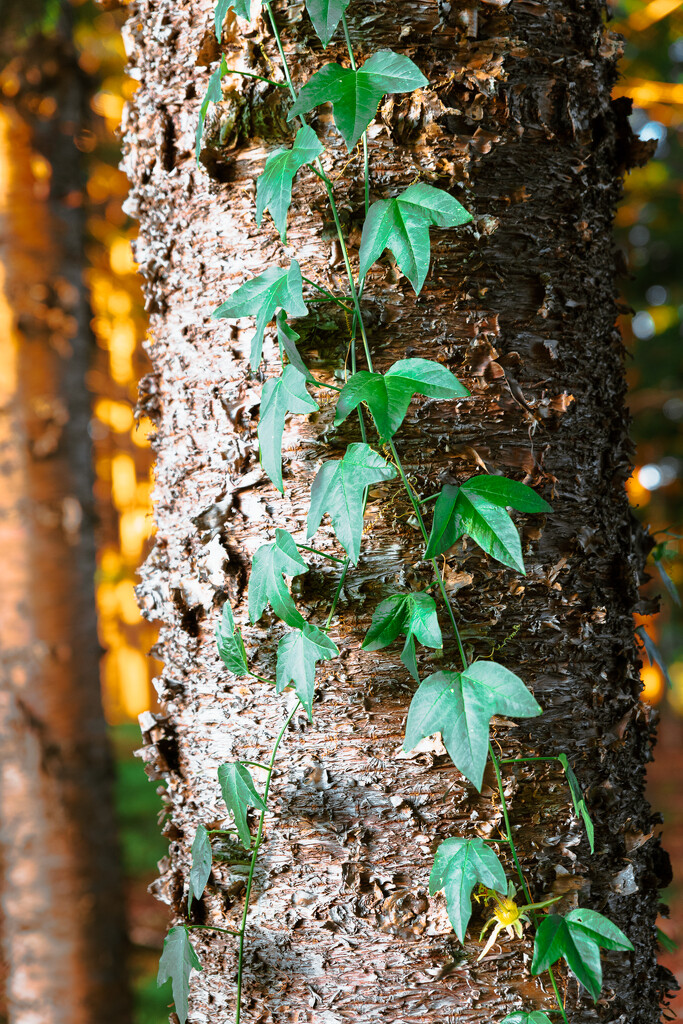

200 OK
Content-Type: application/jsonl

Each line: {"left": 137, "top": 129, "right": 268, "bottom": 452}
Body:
{"left": 0, "top": 11, "right": 131, "bottom": 1024}
{"left": 123, "top": 1, "right": 674, "bottom": 1022}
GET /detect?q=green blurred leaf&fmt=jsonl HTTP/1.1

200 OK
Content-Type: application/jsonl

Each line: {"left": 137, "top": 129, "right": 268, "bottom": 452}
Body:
{"left": 248, "top": 529, "right": 309, "bottom": 627}
{"left": 218, "top": 762, "right": 267, "bottom": 849}
{"left": 288, "top": 51, "right": 427, "bottom": 150}
{"left": 359, "top": 184, "right": 472, "bottom": 294}
{"left": 404, "top": 661, "right": 541, "bottom": 790}
{"left": 212, "top": 262, "right": 308, "bottom": 370}
{"left": 636, "top": 624, "right": 673, "bottom": 688}
{"left": 276, "top": 623, "right": 339, "bottom": 718}
{"left": 429, "top": 837, "right": 507, "bottom": 941}
{"left": 157, "top": 926, "right": 202, "bottom": 1024}
{"left": 307, "top": 442, "right": 397, "bottom": 563}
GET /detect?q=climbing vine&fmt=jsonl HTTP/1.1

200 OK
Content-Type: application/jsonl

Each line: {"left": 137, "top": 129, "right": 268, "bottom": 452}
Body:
{"left": 156, "top": 3, "right": 634, "bottom": 1023}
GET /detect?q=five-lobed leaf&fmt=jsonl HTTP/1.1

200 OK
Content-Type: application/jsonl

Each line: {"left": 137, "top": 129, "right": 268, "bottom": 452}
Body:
{"left": 216, "top": 601, "right": 249, "bottom": 676}
{"left": 212, "top": 261, "right": 308, "bottom": 370}
{"left": 531, "top": 909, "right": 633, "bottom": 1001}
{"left": 558, "top": 753, "right": 595, "bottom": 853}
{"left": 188, "top": 825, "right": 212, "bottom": 913}
{"left": 359, "top": 183, "right": 472, "bottom": 294}
{"left": 404, "top": 660, "right": 542, "bottom": 790}
{"left": 335, "top": 358, "right": 469, "bottom": 440}
{"left": 429, "top": 837, "right": 507, "bottom": 942}
{"left": 362, "top": 591, "right": 442, "bottom": 681}
{"left": 256, "top": 126, "right": 324, "bottom": 241}
{"left": 276, "top": 623, "right": 340, "bottom": 719}
{"left": 288, "top": 51, "right": 428, "bottom": 150}
{"left": 259, "top": 365, "right": 319, "bottom": 492}
{"left": 248, "top": 529, "right": 309, "bottom": 627}
{"left": 305, "top": 0, "right": 350, "bottom": 46}
{"left": 196, "top": 55, "right": 228, "bottom": 161}
{"left": 424, "top": 474, "right": 552, "bottom": 572}
{"left": 500, "top": 1014, "right": 554, "bottom": 1024}
{"left": 307, "top": 442, "right": 397, "bottom": 564}
{"left": 218, "top": 762, "right": 267, "bottom": 850}
{"left": 157, "top": 926, "right": 202, "bottom": 1024}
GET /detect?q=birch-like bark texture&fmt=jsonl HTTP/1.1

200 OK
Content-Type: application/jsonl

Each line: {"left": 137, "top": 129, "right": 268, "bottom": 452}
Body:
{"left": 123, "top": 1, "right": 674, "bottom": 1021}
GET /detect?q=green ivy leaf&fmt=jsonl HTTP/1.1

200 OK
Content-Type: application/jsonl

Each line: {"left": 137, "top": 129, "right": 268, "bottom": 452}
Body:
{"left": 636, "top": 624, "right": 673, "bottom": 689}
{"left": 217, "top": 762, "right": 267, "bottom": 850}
{"left": 216, "top": 601, "right": 249, "bottom": 676}
{"left": 403, "top": 660, "right": 542, "bottom": 790}
{"left": 531, "top": 909, "right": 633, "bottom": 1001}
{"left": 500, "top": 1013, "right": 554, "bottom": 1024}
{"left": 362, "top": 591, "right": 442, "bottom": 681}
{"left": 212, "top": 261, "right": 308, "bottom": 370}
{"left": 429, "top": 837, "right": 507, "bottom": 942}
{"left": 307, "top": 442, "right": 397, "bottom": 564}
{"left": 196, "top": 55, "right": 228, "bottom": 161}
{"left": 276, "top": 311, "right": 315, "bottom": 382}
{"left": 256, "top": 126, "right": 324, "bottom": 242}
{"left": 304, "top": 0, "right": 350, "bottom": 46}
{"left": 424, "top": 474, "right": 552, "bottom": 572}
{"left": 288, "top": 50, "right": 428, "bottom": 150}
{"left": 215, "top": 0, "right": 254, "bottom": 39}
{"left": 188, "top": 824, "right": 212, "bottom": 913}
{"left": 276, "top": 623, "right": 340, "bottom": 719}
{"left": 359, "top": 183, "right": 472, "bottom": 294}
{"left": 259, "top": 366, "right": 319, "bottom": 492}
{"left": 157, "top": 926, "right": 202, "bottom": 1024}
{"left": 558, "top": 753, "right": 595, "bottom": 853}
{"left": 248, "top": 529, "right": 308, "bottom": 627}
{"left": 335, "top": 358, "right": 469, "bottom": 440}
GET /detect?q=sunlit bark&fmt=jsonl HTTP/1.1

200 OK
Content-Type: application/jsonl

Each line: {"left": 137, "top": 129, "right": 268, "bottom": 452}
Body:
{"left": 124, "top": 1, "right": 674, "bottom": 1021}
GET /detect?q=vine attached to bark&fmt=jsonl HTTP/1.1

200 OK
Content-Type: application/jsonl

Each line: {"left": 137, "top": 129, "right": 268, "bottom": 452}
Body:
{"left": 156, "top": 3, "right": 634, "bottom": 1023}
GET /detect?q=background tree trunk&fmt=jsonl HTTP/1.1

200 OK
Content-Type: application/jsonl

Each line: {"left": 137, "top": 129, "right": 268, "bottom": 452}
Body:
{"left": 0, "top": 11, "right": 131, "bottom": 1023}
{"left": 123, "top": 0, "right": 674, "bottom": 1021}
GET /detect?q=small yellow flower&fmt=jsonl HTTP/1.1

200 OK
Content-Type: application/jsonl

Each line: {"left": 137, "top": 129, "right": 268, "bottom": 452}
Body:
{"left": 477, "top": 882, "right": 560, "bottom": 961}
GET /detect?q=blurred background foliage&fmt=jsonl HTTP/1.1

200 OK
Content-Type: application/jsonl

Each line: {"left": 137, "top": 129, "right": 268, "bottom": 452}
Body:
{"left": 1, "top": 0, "right": 682, "bottom": 1019}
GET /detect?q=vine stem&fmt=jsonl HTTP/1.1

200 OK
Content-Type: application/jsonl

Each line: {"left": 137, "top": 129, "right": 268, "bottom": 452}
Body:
{"left": 235, "top": 697, "right": 300, "bottom": 1024}
{"left": 256, "top": 13, "right": 567, "bottom": 1024}
{"left": 490, "top": 743, "right": 569, "bottom": 1024}
{"left": 341, "top": 13, "right": 370, "bottom": 216}
{"left": 302, "top": 275, "right": 353, "bottom": 312}
{"left": 225, "top": 67, "right": 288, "bottom": 88}
{"left": 389, "top": 431, "right": 567, "bottom": 1022}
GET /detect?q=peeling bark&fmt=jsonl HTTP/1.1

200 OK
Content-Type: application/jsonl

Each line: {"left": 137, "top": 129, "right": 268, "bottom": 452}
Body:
{"left": 123, "top": 1, "right": 675, "bottom": 1021}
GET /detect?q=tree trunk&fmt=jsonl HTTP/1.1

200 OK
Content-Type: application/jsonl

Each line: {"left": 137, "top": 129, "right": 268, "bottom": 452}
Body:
{"left": 0, "top": 16, "right": 131, "bottom": 1024}
{"left": 123, "top": 1, "right": 674, "bottom": 1021}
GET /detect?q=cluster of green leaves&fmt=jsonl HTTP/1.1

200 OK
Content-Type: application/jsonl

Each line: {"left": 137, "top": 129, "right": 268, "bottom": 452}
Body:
{"left": 158, "top": 3, "right": 636, "bottom": 1022}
